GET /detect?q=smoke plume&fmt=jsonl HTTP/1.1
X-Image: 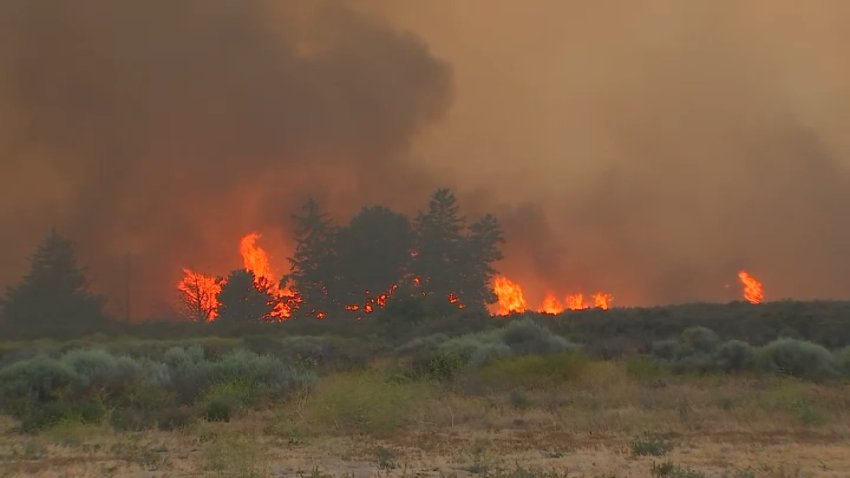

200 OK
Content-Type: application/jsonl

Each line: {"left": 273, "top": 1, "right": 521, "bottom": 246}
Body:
{"left": 0, "top": 0, "right": 451, "bottom": 317}
{"left": 2, "top": 0, "right": 849, "bottom": 316}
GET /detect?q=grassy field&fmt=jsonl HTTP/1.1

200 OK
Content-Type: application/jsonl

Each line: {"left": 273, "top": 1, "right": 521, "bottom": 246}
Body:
{"left": 2, "top": 315, "right": 850, "bottom": 477}
{"left": 2, "top": 358, "right": 849, "bottom": 477}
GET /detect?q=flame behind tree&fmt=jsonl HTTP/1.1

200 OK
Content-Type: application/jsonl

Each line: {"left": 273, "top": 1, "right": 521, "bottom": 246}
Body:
{"left": 738, "top": 270, "right": 764, "bottom": 304}
{"left": 540, "top": 294, "right": 564, "bottom": 314}
{"left": 240, "top": 233, "right": 295, "bottom": 319}
{"left": 493, "top": 276, "right": 528, "bottom": 315}
{"left": 177, "top": 269, "right": 222, "bottom": 322}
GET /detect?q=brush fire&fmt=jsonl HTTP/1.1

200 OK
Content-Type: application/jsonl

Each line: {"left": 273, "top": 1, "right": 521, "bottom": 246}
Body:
{"left": 179, "top": 233, "right": 766, "bottom": 321}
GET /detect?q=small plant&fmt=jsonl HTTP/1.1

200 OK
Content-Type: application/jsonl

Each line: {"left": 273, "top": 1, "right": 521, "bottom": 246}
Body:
{"left": 509, "top": 390, "right": 532, "bottom": 409}
{"left": 650, "top": 461, "right": 707, "bottom": 478}
{"left": 373, "top": 446, "right": 397, "bottom": 471}
{"left": 630, "top": 433, "right": 674, "bottom": 457}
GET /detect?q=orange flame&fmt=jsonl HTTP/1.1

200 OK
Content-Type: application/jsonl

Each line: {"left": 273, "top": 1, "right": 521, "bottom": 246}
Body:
{"left": 177, "top": 268, "right": 222, "bottom": 322}
{"left": 566, "top": 293, "right": 588, "bottom": 311}
{"left": 539, "top": 294, "right": 564, "bottom": 315}
{"left": 493, "top": 275, "right": 528, "bottom": 315}
{"left": 592, "top": 292, "right": 614, "bottom": 310}
{"left": 238, "top": 232, "right": 296, "bottom": 319}
{"left": 738, "top": 270, "right": 764, "bottom": 304}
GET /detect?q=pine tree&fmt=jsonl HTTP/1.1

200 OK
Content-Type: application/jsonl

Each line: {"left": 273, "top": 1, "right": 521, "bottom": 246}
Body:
{"left": 2, "top": 230, "right": 106, "bottom": 329}
{"left": 286, "top": 198, "right": 338, "bottom": 318}
{"left": 460, "top": 214, "right": 505, "bottom": 309}
{"left": 335, "top": 206, "right": 413, "bottom": 307}
{"left": 216, "top": 269, "right": 275, "bottom": 323}
{"left": 411, "top": 188, "right": 465, "bottom": 298}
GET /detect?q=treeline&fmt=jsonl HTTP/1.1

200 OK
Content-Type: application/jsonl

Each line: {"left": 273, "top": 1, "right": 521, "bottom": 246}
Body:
{"left": 0, "top": 188, "right": 505, "bottom": 332}
{"left": 183, "top": 188, "right": 504, "bottom": 321}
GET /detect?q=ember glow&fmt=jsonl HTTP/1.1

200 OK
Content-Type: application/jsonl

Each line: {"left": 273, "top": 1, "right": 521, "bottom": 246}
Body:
{"left": 738, "top": 270, "right": 764, "bottom": 304}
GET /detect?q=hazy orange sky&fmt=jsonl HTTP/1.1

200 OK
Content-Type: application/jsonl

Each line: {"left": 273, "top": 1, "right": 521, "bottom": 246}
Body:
{"left": 1, "top": 1, "right": 848, "bottom": 315}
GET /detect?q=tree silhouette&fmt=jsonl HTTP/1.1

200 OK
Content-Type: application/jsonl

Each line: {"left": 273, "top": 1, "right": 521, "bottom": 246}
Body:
{"left": 217, "top": 269, "right": 274, "bottom": 323}
{"left": 459, "top": 214, "right": 505, "bottom": 309}
{"left": 335, "top": 206, "right": 413, "bottom": 307}
{"left": 2, "top": 230, "right": 106, "bottom": 329}
{"left": 286, "top": 198, "right": 338, "bottom": 318}
{"left": 411, "top": 188, "right": 465, "bottom": 298}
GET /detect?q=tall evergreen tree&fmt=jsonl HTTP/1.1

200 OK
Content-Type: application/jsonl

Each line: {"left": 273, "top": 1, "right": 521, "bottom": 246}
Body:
{"left": 411, "top": 188, "right": 465, "bottom": 298}
{"left": 2, "top": 230, "right": 106, "bottom": 329}
{"left": 460, "top": 214, "right": 505, "bottom": 309}
{"left": 336, "top": 206, "right": 413, "bottom": 306}
{"left": 286, "top": 198, "right": 338, "bottom": 318}
{"left": 217, "top": 269, "right": 274, "bottom": 323}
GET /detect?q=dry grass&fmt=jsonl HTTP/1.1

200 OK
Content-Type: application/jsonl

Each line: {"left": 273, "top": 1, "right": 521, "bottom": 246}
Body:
{"left": 2, "top": 361, "right": 850, "bottom": 477}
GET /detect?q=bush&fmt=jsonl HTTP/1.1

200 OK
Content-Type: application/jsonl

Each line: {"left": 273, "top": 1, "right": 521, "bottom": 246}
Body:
{"left": 757, "top": 339, "right": 839, "bottom": 381}
{"left": 0, "top": 356, "right": 79, "bottom": 416}
{"left": 630, "top": 433, "right": 674, "bottom": 456}
{"left": 475, "top": 353, "right": 589, "bottom": 388}
{"left": 306, "top": 371, "right": 434, "bottom": 435}
{"left": 651, "top": 340, "right": 681, "bottom": 361}
{"left": 833, "top": 346, "right": 850, "bottom": 376}
{"left": 678, "top": 327, "right": 720, "bottom": 355}
{"left": 501, "top": 319, "right": 576, "bottom": 355}
{"left": 626, "top": 356, "right": 669, "bottom": 382}
{"left": 714, "top": 340, "right": 756, "bottom": 373}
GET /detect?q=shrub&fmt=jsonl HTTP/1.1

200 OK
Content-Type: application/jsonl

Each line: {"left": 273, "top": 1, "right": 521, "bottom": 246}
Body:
{"left": 630, "top": 433, "right": 674, "bottom": 457}
{"left": 0, "top": 356, "right": 79, "bottom": 416}
{"left": 476, "top": 353, "right": 589, "bottom": 388}
{"left": 678, "top": 326, "right": 720, "bottom": 355}
{"left": 60, "top": 349, "right": 144, "bottom": 397}
{"left": 833, "top": 346, "right": 850, "bottom": 376}
{"left": 757, "top": 338, "right": 839, "bottom": 381}
{"left": 714, "top": 340, "right": 756, "bottom": 373}
{"left": 626, "top": 356, "right": 668, "bottom": 382}
{"left": 651, "top": 340, "right": 681, "bottom": 361}
{"left": 501, "top": 319, "right": 576, "bottom": 355}
{"left": 306, "top": 371, "right": 433, "bottom": 435}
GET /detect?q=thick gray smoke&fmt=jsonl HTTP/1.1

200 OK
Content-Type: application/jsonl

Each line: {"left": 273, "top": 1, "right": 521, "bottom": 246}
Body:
{"left": 0, "top": 0, "right": 451, "bottom": 317}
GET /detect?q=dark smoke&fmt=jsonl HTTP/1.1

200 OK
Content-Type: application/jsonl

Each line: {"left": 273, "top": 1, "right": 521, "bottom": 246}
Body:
{"left": 0, "top": 0, "right": 451, "bottom": 317}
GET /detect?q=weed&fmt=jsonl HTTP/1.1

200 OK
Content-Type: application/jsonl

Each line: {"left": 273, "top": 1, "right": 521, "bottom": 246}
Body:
{"left": 630, "top": 433, "right": 674, "bottom": 457}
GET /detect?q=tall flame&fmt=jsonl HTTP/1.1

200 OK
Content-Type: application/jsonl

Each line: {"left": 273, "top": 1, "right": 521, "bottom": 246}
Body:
{"left": 539, "top": 294, "right": 564, "bottom": 315}
{"left": 593, "top": 292, "right": 614, "bottom": 310}
{"left": 738, "top": 270, "right": 764, "bottom": 304}
{"left": 566, "top": 293, "right": 588, "bottom": 311}
{"left": 493, "top": 275, "right": 528, "bottom": 315}
{"left": 239, "top": 232, "right": 295, "bottom": 319}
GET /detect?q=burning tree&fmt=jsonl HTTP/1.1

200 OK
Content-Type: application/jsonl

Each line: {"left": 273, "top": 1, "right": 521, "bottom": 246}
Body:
{"left": 217, "top": 269, "right": 276, "bottom": 323}
{"left": 1, "top": 230, "right": 106, "bottom": 329}
{"left": 177, "top": 269, "right": 223, "bottom": 322}
{"left": 335, "top": 206, "right": 413, "bottom": 309}
{"left": 286, "top": 199, "right": 338, "bottom": 319}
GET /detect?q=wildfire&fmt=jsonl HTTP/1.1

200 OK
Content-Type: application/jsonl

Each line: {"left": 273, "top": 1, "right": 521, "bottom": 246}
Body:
{"left": 738, "top": 270, "right": 764, "bottom": 304}
{"left": 239, "top": 233, "right": 296, "bottom": 319}
{"left": 177, "top": 268, "right": 222, "bottom": 322}
{"left": 493, "top": 276, "right": 528, "bottom": 315}
{"left": 494, "top": 276, "right": 615, "bottom": 316}
{"left": 593, "top": 292, "right": 614, "bottom": 310}
{"left": 539, "top": 294, "right": 564, "bottom": 315}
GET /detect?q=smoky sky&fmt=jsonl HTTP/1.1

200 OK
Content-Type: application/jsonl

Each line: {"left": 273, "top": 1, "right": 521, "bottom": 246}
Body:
{"left": 2, "top": 0, "right": 849, "bottom": 316}
{"left": 0, "top": 0, "right": 451, "bottom": 316}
